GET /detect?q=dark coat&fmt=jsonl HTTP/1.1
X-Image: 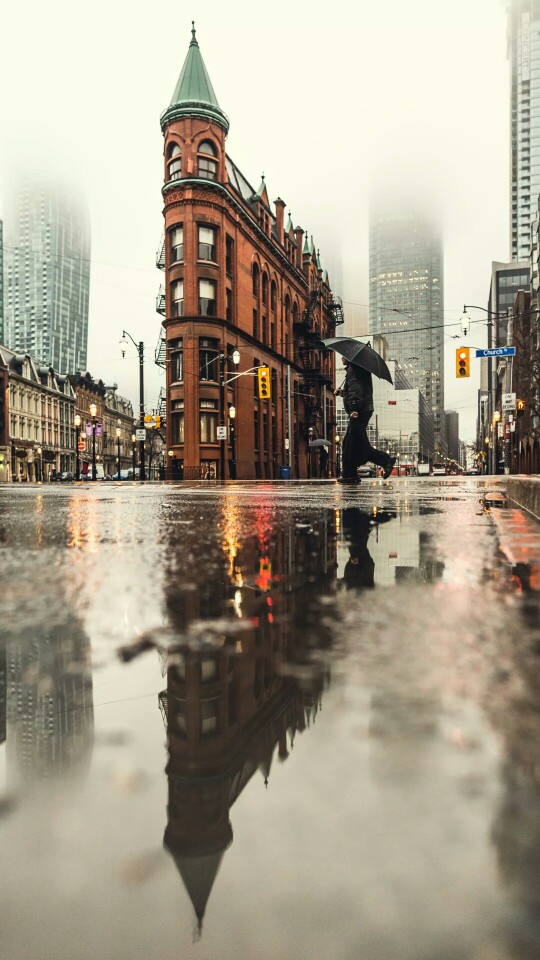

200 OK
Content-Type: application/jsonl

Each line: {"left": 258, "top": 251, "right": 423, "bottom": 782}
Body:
{"left": 342, "top": 365, "right": 374, "bottom": 415}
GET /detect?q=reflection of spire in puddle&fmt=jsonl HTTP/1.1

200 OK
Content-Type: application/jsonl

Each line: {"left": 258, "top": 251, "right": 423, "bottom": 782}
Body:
{"left": 161, "top": 509, "right": 337, "bottom": 936}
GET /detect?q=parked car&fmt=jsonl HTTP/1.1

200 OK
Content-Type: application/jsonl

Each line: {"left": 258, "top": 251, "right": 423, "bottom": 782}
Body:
{"left": 54, "top": 471, "right": 74, "bottom": 482}
{"left": 111, "top": 470, "right": 130, "bottom": 481}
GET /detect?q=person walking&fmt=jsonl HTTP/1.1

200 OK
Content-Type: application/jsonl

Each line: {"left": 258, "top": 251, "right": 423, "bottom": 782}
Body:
{"left": 336, "top": 360, "right": 396, "bottom": 483}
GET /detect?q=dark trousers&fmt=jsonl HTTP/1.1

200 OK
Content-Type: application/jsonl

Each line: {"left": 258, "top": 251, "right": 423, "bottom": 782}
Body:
{"left": 342, "top": 412, "right": 390, "bottom": 478}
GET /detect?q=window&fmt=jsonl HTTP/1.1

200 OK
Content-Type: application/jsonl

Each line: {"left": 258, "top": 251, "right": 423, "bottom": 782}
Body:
{"left": 270, "top": 280, "right": 277, "bottom": 311}
{"left": 254, "top": 407, "right": 260, "bottom": 451}
{"left": 262, "top": 315, "right": 268, "bottom": 343}
{"left": 226, "top": 236, "right": 234, "bottom": 276}
{"left": 170, "top": 338, "right": 183, "bottom": 382}
{"left": 200, "top": 399, "right": 218, "bottom": 443}
{"left": 198, "top": 140, "right": 218, "bottom": 180}
{"left": 252, "top": 263, "right": 259, "bottom": 297}
{"left": 199, "top": 337, "right": 219, "bottom": 381}
{"left": 262, "top": 273, "right": 268, "bottom": 306}
{"left": 170, "top": 226, "right": 183, "bottom": 262}
{"left": 292, "top": 301, "right": 298, "bottom": 326}
{"left": 270, "top": 323, "right": 276, "bottom": 350}
{"left": 226, "top": 288, "right": 232, "bottom": 323}
{"left": 200, "top": 697, "right": 219, "bottom": 735}
{"left": 167, "top": 142, "right": 182, "bottom": 181}
{"left": 172, "top": 279, "right": 184, "bottom": 317}
{"left": 253, "top": 309, "right": 259, "bottom": 339}
{"left": 285, "top": 295, "right": 291, "bottom": 325}
{"left": 171, "top": 400, "right": 184, "bottom": 443}
{"left": 198, "top": 225, "right": 217, "bottom": 261}
{"left": 199, "top": 279, "right": 216, "bottom": 317}
{"left": 253, "top": 358, "right": 260, "bottom": 398}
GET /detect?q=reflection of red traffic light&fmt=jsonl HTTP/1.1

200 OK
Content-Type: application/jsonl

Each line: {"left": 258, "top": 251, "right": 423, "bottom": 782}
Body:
{"left": 455, "top": 347, "right": 470, "bottom": 378}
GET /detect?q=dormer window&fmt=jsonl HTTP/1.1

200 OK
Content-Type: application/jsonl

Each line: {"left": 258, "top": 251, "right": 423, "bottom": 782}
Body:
{"left": 167, "top": 142, "right": 182, "bottom": 181}
{"left": 198, "top": 140, "right": 218, "bottom": 180}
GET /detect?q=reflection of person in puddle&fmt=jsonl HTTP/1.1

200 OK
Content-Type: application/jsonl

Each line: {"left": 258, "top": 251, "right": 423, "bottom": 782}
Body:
{"left": 342, "top": 508, "right": 396, "bottom": 590}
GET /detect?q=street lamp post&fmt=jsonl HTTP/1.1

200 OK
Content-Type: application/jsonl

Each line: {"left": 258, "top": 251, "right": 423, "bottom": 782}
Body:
{"left": 116, "top": 424, "right": 122, "bottom": 479}
{"left": 90, "top": 402, "right": 97, "bottom": 481}
{"left": 36, "top": 446, "right": 42, "bottom": 482}
{"left": 120, "top": 331, "right": 146, "bottom": 481}
{"left": 308, "top": 426, "right": 314, "bottom": 478}
{"left": 336, "top": 434, "right": 341, "bottom": 479}
{"left": 218, "top": 349, "right": 240, "bottom": 481}
{"left": 229, "top": 405, "right": 237, "bottom": 480}
{"left": 74, "top": 414, "right": 81, "bottom": 481}
{"left": 132, "top": 433, "right": 137, "bottom": 478}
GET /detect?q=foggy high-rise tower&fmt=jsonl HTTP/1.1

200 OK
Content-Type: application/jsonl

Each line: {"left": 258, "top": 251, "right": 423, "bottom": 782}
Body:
{"left": 3, "top": 178, "right": 90, "bottom": 373}
{"left": 508, "top": 1, "right": 540, "bottom": 260}
{"left": 369, "top": 202, "right": 445, "bottom": 451}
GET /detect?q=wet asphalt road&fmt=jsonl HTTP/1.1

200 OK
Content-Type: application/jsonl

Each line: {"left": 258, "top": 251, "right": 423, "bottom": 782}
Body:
{"left": 1, "top": 478, "right": 540, "bottom": 960}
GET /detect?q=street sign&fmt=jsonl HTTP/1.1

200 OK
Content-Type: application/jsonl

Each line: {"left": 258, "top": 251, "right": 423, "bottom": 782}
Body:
{"left": 216, "top": 426, "right": 227, "bottom": 440}
{"left": 135, "top": 429, "right": 146, "bottom": 441}
{"left": 503, "top": 392, "right": 516, "bottom": 411}
{"left": 475, "top": 347, "right": 516, "bottom": 358}
{"left": 78, "top": 440, "right": 86, "bottom": 451}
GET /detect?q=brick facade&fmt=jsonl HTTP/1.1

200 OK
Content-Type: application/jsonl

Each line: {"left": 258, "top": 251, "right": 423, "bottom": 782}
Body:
{"left": 159, "top": 31, "right": 342, "bottom": 480}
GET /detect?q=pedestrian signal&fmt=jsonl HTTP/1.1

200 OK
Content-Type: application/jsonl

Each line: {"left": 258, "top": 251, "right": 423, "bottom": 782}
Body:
{"left": 257, "top": 366, "right": 271, "bottom": 399}
{"left": 456, "top": 347, "right": 470, "bottom": 378}
{"left": 517, "top": 399, "right": 525, "bottom": 418}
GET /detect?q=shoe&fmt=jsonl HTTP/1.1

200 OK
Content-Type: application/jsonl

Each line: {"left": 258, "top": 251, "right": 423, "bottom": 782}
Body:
{"left": 338, "top": 476, "right": 361, "bottom": 484}
{"left": 382, "top": 457, "right": 396, "bottom": 480}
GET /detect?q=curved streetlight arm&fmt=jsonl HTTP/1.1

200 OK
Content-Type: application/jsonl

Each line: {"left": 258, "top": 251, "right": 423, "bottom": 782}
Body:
{"left": 121, "top": 329, "right": 140, "bottom": 352}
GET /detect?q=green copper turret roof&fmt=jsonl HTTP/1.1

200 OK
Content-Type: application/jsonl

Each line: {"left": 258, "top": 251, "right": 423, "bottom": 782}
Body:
{"left": 316, "top": 249, "right": 323, "bottom": 271}
{"left": 161, "top": 24, "right": 229, "bottom": 133}
{"left": 303, "top": 232, "right": 310, "bottom": 255}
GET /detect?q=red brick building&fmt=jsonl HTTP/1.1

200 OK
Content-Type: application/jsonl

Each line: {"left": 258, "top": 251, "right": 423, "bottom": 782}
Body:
{"left": 158, "top": 25, "right": 343, "bottom": 480}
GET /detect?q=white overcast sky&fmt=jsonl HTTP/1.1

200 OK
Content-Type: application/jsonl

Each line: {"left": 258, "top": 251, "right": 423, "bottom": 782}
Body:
{"left": 0, "top": 0, "right": 510, "bottom": 440}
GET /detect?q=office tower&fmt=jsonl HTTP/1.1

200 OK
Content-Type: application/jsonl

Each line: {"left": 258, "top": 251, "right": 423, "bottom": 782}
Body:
{"left": 508, "top": 1, "right": 540, "bottom": 260}
{"left": 488, "top": 259, "right": 530, "bottom": 345}
{"left": 369, "top": 202, "right": 445, "bottom": 450}
{"left": 3, "top": 178, "right": 90, "bottom": 373}
{"left": 444, "top": 410, "right": 459, "bottom": 462}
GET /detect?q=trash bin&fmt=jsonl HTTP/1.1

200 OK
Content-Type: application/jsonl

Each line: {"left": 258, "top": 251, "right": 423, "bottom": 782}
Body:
{"left": 279, "top": 466, "right": 291, "bottom": 480}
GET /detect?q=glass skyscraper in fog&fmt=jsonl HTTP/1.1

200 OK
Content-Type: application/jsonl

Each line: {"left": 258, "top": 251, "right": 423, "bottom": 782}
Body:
{"left": 369, "top": 205, "right": 445, "bottom": 451}
{"left": 508, "top": 1, "right": 540, "bottom": 260}
{"left": 3, "top": 179, "right": 90, "bottom": 373}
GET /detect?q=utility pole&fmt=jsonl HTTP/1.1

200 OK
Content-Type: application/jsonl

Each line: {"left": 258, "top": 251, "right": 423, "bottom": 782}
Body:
{"left": 287, "top": 365, "right": 292, "bottom": 473}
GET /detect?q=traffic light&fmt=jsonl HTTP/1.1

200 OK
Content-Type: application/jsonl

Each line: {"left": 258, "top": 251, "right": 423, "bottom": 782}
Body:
{"left": 456, "top": 347, "right": 470, "bottom": 378}
{"left": 517, "top": 399, "right": 525, "bottom": 418}
{"left": 257, "top": 366, "right": 271, "bottom": 399}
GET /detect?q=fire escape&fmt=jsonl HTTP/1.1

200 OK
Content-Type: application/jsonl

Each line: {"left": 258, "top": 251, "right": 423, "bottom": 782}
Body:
{"left": 294, "top": 289, "right": 327, "bottom": 434}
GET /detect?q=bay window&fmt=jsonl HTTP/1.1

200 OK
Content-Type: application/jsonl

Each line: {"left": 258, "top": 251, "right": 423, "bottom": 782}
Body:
{"left": 199, "top": 279, "right": 216, "bottom": 317}
{"left": 172, "top": 279, "right": 184, "bottom": 317}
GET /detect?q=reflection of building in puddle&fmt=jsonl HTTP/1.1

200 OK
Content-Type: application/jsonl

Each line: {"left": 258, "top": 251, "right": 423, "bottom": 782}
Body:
{"left": 160, "top": 510, "right": 337, "bottom": 936}
{"left": 6, "top": 619, "right": 94, "bottom": 786}
{"left": 488, "top": 645, "right": 540, "bottom": 958}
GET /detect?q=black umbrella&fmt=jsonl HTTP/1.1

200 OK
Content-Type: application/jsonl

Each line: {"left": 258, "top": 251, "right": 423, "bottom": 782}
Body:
{"left": 320, "top": 337, "right": 393, "bottom": 384}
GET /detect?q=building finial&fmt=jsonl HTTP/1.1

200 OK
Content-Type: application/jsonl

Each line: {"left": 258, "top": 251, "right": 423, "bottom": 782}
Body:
{"left": 191, "top": 21, "right": 197, "bottom": 45}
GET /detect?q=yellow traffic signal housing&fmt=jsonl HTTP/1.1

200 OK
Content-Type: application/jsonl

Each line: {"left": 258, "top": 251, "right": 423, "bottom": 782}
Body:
{"left": 257, "top": 366, "right": 271, "bottom": 399}
{"left": 517, "top": 399, "right": 525, "bottom": 418}
{"left": 456, "top": 347, "right": 470, "bottom": 378}
{"left": 155, "top": 416, "right": 161, "bottom": 429}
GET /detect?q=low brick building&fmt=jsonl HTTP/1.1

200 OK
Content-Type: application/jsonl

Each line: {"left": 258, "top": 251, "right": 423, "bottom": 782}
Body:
{"left": 157, "top": 26, "right": 343, "bottom": 480}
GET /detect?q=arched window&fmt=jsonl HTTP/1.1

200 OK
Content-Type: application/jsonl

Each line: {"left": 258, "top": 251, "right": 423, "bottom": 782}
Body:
{"left": 167, "top": 142, "right": 182, "bottom": 181}
{"left": 292, "top": 301, "right": 298, "bottom": 325}
{"left": 252, "top": 263, "right": 260, "bottom": 298}
{"left": 284, "top": 295, "right": 291, "bottom": 326}
{"left": 262, "top": 273, "right": 268, "bottom": 306}
{"left": 197, "top": 140, "right": 218, "bottom": 180}
{"left": 270, "top": 280, "right": 277, "bottom": 312}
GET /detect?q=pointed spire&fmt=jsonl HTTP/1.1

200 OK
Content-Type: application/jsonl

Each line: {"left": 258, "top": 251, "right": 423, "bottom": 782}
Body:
{"left": 303, "top": 231, "right": 310, "bottom": 255}
{"left": 257, "top": 173, "right": 266, "bottom": 196}
{"left": 161, "top": 25, "right": 229, "bottom": 132}
{"left": 285, "top": 210, "right": 293, "bottom": 234}
{"left": 316, "top": 248, "right": 323, "bottom": 271}
{"left": 174, "top": 851, "right": 225, "bottom": 931}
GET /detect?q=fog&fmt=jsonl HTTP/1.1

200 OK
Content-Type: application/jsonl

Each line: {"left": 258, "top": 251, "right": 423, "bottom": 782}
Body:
{"left": 0, "top": 0, "right": 509, "bottom": 440}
